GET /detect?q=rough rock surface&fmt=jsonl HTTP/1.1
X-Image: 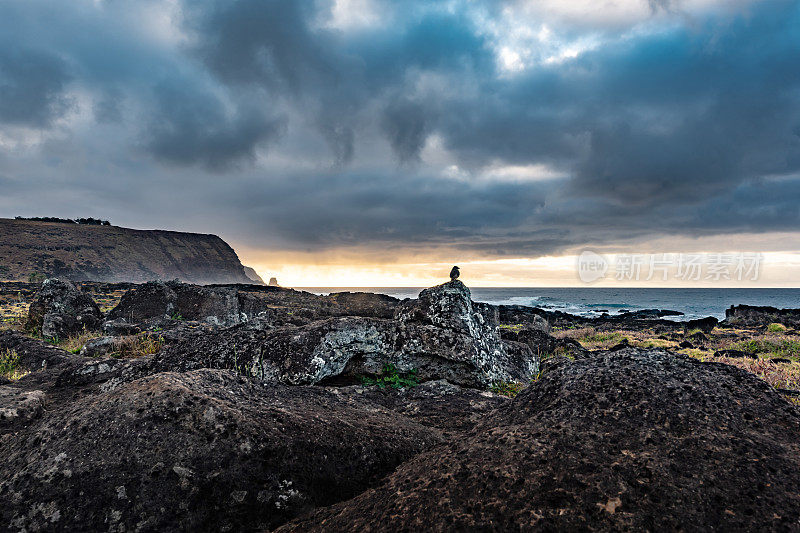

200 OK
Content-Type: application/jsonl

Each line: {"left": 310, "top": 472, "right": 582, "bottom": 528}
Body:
{"left": 724, "top": 304, "right": 800, "bottom": 328}
{"left": 0, "top": 331, "right": 72, "bottom": 372}
{"left": 106, "top": 282, "right": 539, "bottom": 389}
{"left": 328, "top": 380, "right": 509, "bottom": 433}
{"left": 684, "top": 316, "right": 719, "bottom": 333}
{"left": 497, "top": 305, "right": 551, "bottom": 332}
{"left": 107, "top": 282, "right": 402, "bottom": 331}
{"left": 25, "top": 279, "right": 102, "bottom": 339}
{"left": 283, "top": 349, "right": 800, "bottom": 532}
{"left": 107, "top": 280, "right": 241, "bottom": 326}
{"left": 394, "top": 281, "right": 536, "bottom": 386}
{"left": 0, "top": 369, "right": 441, "bottom": 532}
{"left": 0, "top": 387, "right": 46, "bottom": 430}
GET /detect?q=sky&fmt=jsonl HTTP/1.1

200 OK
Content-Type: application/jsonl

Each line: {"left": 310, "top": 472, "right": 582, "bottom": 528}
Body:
{"left": 1, "top": 0, "right": 799, "bottom": 286}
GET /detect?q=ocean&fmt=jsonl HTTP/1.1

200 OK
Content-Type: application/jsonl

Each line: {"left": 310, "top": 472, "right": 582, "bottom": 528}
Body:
{"left": 298, "top": 287, "right": 800, "bottom": 321}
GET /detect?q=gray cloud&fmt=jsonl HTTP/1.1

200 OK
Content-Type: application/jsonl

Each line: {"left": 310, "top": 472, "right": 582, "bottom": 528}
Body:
{"left": 0, "top": 0, "right": 798, "bottom": 259}
{"left": 0, "top": 46, "right": 72, "bottom": 127}
{"left": 145, "top": 83, "right": 286, "bottom": 170}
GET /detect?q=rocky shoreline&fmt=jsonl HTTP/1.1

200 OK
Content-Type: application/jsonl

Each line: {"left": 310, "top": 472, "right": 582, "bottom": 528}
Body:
{"left": 1, "top": 279, "right": 799, "bottom": 530}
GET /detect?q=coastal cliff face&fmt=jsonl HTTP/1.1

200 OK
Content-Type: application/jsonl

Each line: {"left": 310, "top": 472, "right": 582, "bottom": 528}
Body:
{"left": 0, "top": 218, "right": 255, "bottom": 284}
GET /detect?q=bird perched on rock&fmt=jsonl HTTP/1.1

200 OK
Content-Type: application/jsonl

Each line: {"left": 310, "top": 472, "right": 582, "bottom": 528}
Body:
{"left": 450, "top": 266, "right": 460, "bottom": 281}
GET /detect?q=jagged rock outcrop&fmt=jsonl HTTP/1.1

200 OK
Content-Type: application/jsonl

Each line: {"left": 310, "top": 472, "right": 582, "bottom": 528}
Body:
{"left": 724, "top": 304, "right": 800, "bottom": 328}
{"left": 618, "top": 308, "right": 684, "bottom": 319}
{"left": 25, "top": 279, "right": 102, "bottom": 339}
{"left": 0, "top": 369, "right": 441, "bottom": 532}
{"left": 99, "top": 281, "right": 539, "bottom": 389}
{"left": 393, "top": 280, "right": 535, "bottom": 386}
{"left": 282, "top": 349, "right": 800, "bottom": 532}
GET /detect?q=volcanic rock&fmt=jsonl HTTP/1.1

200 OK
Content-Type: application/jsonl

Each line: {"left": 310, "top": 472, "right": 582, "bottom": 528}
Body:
{"left": 724, "top": 304, "right": 800, "bottom": 328}
{"left": 0, "top": 331, "right": 72, "bottom": 372}
{"left": 684, "top": 316, "right": 719, "bottom": 333}
{"left": 25, "top": 279, "right": 102, "bottom": 339}
{"left": 282, "top": 349, "right": 800, "bottom": 531}
{"left": 0, "top": 369, "right": 440, "bottom": 532}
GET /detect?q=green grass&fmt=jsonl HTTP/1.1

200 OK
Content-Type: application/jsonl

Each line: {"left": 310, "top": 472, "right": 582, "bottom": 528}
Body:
{"left": 498, "top": 323, "right": 526, "bottom": 333}
{"left": 730, "top": 338, "right": 800, "bottom": 359}
{"left": 635, "top": 338, "right": 674, "bottom": 349}
{"left": 768, "top": 323, "right": 787, "bottom": 333}
{"left": 361, "top": 364, "right": 419, "bottom": 389}
{"left": 490, "top": 381, "right": 525, "bottom": 397}
{"left": 0, "top": 348, "right": 25, "bottom": 380}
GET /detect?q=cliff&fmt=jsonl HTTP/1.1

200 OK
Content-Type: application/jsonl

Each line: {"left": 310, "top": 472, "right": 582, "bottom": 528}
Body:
{"left": 0, "top": 218, "right": 256, "bottom": 284}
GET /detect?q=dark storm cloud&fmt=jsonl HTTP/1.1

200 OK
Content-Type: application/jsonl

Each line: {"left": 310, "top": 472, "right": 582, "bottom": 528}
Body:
{"left": 145, "top": 83, "right": 285, "bottom": 170}
{"left": 0, "top": 0, "right": 799, "bottom": 257}
{"left": 0, "top": 47, "right": 72, "bottom": 127}
{"left": 228, "top": 169, "right": 547, "bottom": 248}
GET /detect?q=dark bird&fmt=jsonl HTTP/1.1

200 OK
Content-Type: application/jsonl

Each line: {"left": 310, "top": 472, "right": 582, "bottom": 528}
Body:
{"left": 450, "top": 266, "right": 460, "bottom": 281}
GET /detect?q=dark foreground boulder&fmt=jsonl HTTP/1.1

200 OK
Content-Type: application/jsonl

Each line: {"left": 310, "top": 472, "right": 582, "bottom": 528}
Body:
{"left": 25, "top": 279, "right": 101, "bottom": 339}
{"left": 282, "top": 349, "right": 800, "bottom": 531}
{"left": 0, "top": 369, "right": 440, "bottom": 532}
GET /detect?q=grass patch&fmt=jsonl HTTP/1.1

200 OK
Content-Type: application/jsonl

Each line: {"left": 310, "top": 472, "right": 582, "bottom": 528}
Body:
{"left": 768, "top": 323, "right": 787, "bottom": 333}
{"left": 498, "top": 323, "right": 526, "bottom": 333}
{"left": 0, "top": 348, "right": 26, "bottom": 380}
{"left": 687, "top": 351, "right": 800, "bottom": 392}
{"left": 634, "top": 338, "right": 675, "bottom": 349}
{"left": 490, "top": 381, "right": 525, "bottom": 397}
{"left": 553, "top": 326, "right": 632, "bottom": 350}
{"left": 58, "top": 329, "right": 104, "bottom": 354}
{"left": 106, "top": 335, "right": 164, "bottom": 358}
{"left": 361, "top": 364, "right": 419, "bottom": 389}
{"left": 730, "top": 337, "right": 800, "bottom": 359}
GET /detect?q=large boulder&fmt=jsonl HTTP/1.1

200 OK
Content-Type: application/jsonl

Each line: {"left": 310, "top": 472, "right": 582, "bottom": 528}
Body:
{"left": 0, "top": 369, "right": 440, "bottom": 532}
{"left": 282, "top": 349, "right": 800, "bottom": 531}
{"left": 326, "top": 292, "right": 399, "bottom": 320}
{"left": 88, "top": 281, "right": 538, "bottom": 390}
{"left": 393, "top": 281, "right": 536, "bottom": 386}
{"left": 25, "top": 279, "right": 102, "bottom": 339}
{"left": 107, "top": 281, "right": 241, "bottom": 327}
